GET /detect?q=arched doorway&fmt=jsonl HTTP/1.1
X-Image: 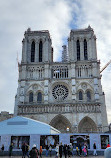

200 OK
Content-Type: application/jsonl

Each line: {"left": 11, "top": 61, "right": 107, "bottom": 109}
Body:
{"left": 70, "top": 135, "right": 90, "bottom": 149}
{"left": 78, "top": 116, "right": 97, "bottom": 133}
{"left": 50, "top": 115, "right": 72, "bottom": 133}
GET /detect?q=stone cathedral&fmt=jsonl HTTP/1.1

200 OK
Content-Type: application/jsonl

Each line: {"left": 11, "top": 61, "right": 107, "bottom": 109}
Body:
{"left": 14, "top": 26, "right": 108, "bottom": 133}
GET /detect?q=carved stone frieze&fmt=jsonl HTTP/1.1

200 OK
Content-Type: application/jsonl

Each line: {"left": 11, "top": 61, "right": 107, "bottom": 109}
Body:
{"left": 18, "top": 103, "right": 101, "bottom": 115}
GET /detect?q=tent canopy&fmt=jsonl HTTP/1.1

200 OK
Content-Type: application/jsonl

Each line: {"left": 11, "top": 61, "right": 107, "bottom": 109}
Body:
{"left": 0, "top": 116, "right": 60, "bottom": 135}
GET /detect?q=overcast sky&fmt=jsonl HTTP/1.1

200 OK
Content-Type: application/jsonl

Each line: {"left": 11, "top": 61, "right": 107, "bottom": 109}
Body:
{"left": 0, "top": 0, "right": 111, "bottom": 123}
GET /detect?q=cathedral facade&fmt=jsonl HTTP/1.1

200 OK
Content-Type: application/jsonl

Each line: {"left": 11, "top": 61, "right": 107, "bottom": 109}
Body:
{"left": 14, "top": 26, "right": 108, "bottom": 133}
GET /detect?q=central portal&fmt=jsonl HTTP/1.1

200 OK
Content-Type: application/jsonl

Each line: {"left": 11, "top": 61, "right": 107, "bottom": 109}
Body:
{"left": 50, "top": 114, "right": 72, "bottom": 133}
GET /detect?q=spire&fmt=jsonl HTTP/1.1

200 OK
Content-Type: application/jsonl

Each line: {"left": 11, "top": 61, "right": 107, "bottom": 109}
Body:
{"left": 62, "top": 45, "right": 69, "bottom": 62}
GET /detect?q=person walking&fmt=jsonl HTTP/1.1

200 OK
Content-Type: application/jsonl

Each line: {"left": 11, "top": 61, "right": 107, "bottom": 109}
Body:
{"left": 93, "top": 142, "right": 97, "bottom": 156}
{"left": 29, "top": 144, "right": 38, "bottom": 158}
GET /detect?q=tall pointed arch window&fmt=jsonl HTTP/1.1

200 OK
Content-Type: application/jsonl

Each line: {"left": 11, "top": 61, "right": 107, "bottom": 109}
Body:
{"left": 79, "top": 91, "right": 83, "bottom": 100}
{"left": 31, "top": 41, "right": 35, "bottom": 62}
{"left": 84, "top": 39, "right": 88, "bottom": 60}
{"left": 39, "top": 41, "right": 43, "bottom": 62}
{"left": 29, "top": 92, "right": 33, "bottom": 102}
{"left": 87, "top": 91, "right": 91, "bottom": 101}
{"left": 37, "top": 92, "right": 42, "bottom": 103}
{"left": 77, "top": 40, "right": 80, "bottom": 61}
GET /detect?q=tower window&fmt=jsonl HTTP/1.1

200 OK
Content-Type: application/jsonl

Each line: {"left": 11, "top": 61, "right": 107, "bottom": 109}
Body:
{"left": 37, "top": 92, "right": 42, "bottom": 103}
{"left": 79, "top": 91, "right": 83, "bottom": 100}
{"left": 76, "top": 40, "right": 80, "bottom": 61}
{"left": 29, "top": 92, "right": 33, "bottom": 102}
{"left": 39, "top": 41, "right": 43, "bottom": 62}
{"left": 84, "top": 39, "right": 88, "bottom": 60}
{"left": 87, "top": 91, "right": 91, "bottom": 101}
{"left": 31, "top": 41, "right": 35, "bottom": 62}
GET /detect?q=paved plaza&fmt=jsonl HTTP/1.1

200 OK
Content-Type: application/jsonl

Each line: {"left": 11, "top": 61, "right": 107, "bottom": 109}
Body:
{"left": 0, "top": 156, "right": 105, "bottom": 158}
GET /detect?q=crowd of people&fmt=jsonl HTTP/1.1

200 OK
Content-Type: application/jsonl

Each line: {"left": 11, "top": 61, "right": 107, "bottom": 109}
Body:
{"left": 0, "top": 141, "right": 111, "bottom": 157}
{"left": 55, "top": 143, "right": 88, "bottom": 157}
{"left": 45, "top": 142, "right": 90, "bottom": 157}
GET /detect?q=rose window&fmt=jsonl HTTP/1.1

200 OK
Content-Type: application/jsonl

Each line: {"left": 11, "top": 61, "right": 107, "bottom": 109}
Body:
{"left": 52, "top": 85, "right": 68, "bottom": 100}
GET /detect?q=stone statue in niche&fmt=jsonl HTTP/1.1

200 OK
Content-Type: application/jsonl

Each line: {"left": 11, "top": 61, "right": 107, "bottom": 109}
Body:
{"left": 20, "top": 89, "right": 24, "bottom": 95}
{"left": 45, "top": 90, "right": 48, "bottom": 95}
{"left": 72, "top": 89, "right": 75, "bottom": 94}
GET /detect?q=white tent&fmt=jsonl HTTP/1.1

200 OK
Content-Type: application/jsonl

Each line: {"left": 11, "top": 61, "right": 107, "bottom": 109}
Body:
{"left": 0, "top": 116, "right": 60, "bottom": 150}
{"left": 0, "top": 116, "right": 60, "bottom": 135}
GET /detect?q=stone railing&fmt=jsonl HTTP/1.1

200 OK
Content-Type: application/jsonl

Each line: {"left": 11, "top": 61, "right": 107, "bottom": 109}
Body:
{"left": 18, "top": 103, "right": 101, "bottom": 114}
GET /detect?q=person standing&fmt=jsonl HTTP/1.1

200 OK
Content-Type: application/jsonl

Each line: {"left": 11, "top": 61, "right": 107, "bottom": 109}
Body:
{"left": 21, "top": 143, "right": 26, "bottom": 158}
{"left": 26, "top": 143, "right": 30, "bottom": 158}
{"left": 79, "top": 144, "right": 82, "bottom": 156}
{"left": 63, "top": 144, "right": 67, "bottom": 158}
{"left": 29, "top": 144, "right": 38, "bottom": 158}
{"left": 9, "top": 143, "right": 13, "bottom": 157}
{"left": 85, "top": 143, "right": 88, "bottom": 156}
{"left": 82, "top": 145, "right": 87, "bottom": 156}
{"left": 93, "top": 142, "right": 97, "bottom": 156}
{"left": 59, "top": 143, "right": 63, "bottom": 158}
{"left": 39, "top": 146, "right": 43, "bottom": 158}
{"left": 1, "top": 144, "right": 4, "bottom": 154}
{"left": 46, "top": 145, "right": 49, "bottom": 157}
{"left": 76, "top": 146, "right": 79, "bottom": 156}
{"left": 55, "top": 144, "right": 59, "bottom": 158}
{"left": 49, "top": 145, "right": 52, "bottom": 157}
{"left": 68, "top": 144, "right": 72, "bottom": 158}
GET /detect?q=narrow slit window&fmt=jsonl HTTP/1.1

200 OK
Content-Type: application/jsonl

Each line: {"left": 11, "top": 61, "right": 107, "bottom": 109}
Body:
{"left": 37, "top": 92, "right": 42, "bottom": 103}
{"left": 77, "top": 40, "right": 80, "bottom": 61}
{"left": 39, "top": 41, "right": 42, "bottom": 62}
{"left": 87, "top": 91, "right": 91, "bottom": 101}
{"left": 29, "top": 92, "right": 33, "bottom": 102}
{"left": 31, "top": 41, "right": 35, "bottom": 62}
{"left": 84, "top": 39, "right": 88, "bottom": 60}
{"left": 79, "top": 91, "right": 83, "bottom": 100}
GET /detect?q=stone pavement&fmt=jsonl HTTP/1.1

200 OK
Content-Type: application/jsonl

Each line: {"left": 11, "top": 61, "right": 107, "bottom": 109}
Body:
{"left": 0, "top": 156, "right": 105, "bottom": 158}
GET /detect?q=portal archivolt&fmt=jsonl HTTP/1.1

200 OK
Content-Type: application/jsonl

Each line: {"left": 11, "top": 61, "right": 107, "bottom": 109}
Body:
{"left": 78, "top": 116, "right": 97, "bottom": 133}
{"left": 50, "top": 115, "right": 72, "bottom": 133}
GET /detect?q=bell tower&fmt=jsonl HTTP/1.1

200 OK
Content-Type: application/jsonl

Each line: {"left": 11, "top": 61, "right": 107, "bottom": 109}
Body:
{"left": 22, "top": 28, "right": 53, "bottom": 64}
{"left": 68, "top": 26, "right": 97, "bottom": 62}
